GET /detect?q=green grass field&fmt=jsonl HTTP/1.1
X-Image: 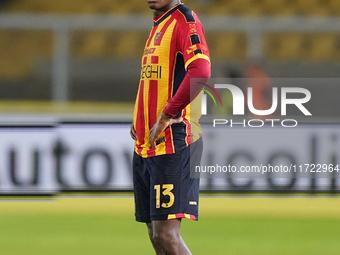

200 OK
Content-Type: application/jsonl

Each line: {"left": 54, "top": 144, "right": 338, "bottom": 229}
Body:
{"left": 0, "top": 195, "right": 340, "bottom": 255}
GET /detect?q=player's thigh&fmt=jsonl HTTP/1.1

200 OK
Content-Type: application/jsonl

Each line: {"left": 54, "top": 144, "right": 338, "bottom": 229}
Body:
{"left": 148, "top": 153, "right": 180, "bottom": 216}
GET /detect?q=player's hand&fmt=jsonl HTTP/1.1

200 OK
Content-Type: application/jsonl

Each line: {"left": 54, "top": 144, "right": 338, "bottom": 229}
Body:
{"left": 130, "top": 123, "right": 138, "bottom": 141}
{"left": 149, "top": 112, "right": 183, "bottom": 149}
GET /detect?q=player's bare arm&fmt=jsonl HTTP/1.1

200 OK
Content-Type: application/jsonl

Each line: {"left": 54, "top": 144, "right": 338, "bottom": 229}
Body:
{"left": 149, "top": 112, "right": 182, "bottom": 149}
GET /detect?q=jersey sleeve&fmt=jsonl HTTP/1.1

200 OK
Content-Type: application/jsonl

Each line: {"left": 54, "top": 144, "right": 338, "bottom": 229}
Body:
{"left": 163, "top": 58, "right": 211, "bottom": 117}
{"left": 176, "top": 13, "right": 210, "bottom": 70}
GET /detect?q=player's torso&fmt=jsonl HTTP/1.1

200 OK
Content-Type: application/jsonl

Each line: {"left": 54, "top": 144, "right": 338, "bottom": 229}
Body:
{"left": 133, "top": 5, "right": 204, "bottom": 158}
{"left": 140, "top": 13, "right": 179, "bottom": 131}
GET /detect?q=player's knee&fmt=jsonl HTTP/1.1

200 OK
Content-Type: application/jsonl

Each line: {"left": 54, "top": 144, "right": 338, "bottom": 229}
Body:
{"left": 153, "top": 230, "right": 180, "bottom": 248}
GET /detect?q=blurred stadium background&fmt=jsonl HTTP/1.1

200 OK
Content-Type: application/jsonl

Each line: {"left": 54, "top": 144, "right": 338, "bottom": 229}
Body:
{"left": 1, "top": 0, "right": 340, "bottom": 111}
{"left": 0, "top": 0, "right": 338, "bottom": 192}
{"left": 0, "top": 1, "right": 340, "bottom": 254}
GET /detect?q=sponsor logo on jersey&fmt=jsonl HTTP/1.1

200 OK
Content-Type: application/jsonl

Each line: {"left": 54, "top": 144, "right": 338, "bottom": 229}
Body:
{"left": 154, "top": 32, "right": 162, "bottom": 45}
{"left": 141, "top": 65, "right": 162, "bottom": 79}
{"left": 156, "top": 136, "right": 165, "bottom": 145}
{"left": 144, "top": 47, "right": 155, "bottom": 56}
{"left": 189, "top": 23, "right": 197, "bottom": 33}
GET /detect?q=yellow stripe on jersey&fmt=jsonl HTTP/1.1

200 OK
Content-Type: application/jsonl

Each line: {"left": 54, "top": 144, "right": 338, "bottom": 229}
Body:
{"left": 184, "top": 91, "right": 203, "bottom": 145}
{"left": 185, "top": 53, "right": 211, "bottom": 70}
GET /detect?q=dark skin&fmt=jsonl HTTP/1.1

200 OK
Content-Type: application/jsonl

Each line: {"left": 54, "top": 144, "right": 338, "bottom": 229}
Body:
{"left": 147, "top": 0, "right": 181, "bottom": 17}
{"left": 130, "top": 112, "right": 182, "bottom": 149}
{"left": 131, "top": 1, "right": 193, "bottom": 254}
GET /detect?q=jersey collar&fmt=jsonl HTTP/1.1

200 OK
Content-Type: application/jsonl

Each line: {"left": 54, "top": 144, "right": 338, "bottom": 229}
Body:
{"left": 153, "top": 3, "right": 182, "bottom": 26}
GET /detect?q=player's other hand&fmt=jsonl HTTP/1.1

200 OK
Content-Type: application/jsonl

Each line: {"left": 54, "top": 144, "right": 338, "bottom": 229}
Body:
{"left": 149, "top": 112, "right": 183, "bottom": 149}
{"left": 130, "top": 123, "right": 138, "bottom": 141}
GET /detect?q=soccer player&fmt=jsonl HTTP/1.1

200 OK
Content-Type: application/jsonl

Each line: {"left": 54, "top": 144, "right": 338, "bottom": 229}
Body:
{"left": 130, "top": 0, "right": 210, "bottom": 254}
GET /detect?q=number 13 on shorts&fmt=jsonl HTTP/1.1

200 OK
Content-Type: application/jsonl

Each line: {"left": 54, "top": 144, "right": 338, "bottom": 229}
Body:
{"left": 154, "top": 184, "right": 175, "bottom": 208}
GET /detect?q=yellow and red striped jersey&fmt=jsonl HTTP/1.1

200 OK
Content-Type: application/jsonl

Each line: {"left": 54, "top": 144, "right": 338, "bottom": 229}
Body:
{"left": 133, "top": 3, "right": 210, "bottom": 158}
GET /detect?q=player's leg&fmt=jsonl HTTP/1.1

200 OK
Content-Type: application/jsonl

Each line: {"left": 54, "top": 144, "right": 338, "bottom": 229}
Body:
{"left": 133, "top": 152, "right": 169, "bottom": 254}
{"left": 146, "top": 223, "right": 166, "bottom": 255}
{"left": 133, "top": 152, "right": 151, "bottom": 223}
{"left": 148, "top": 138, "right": 203, "bottom": 255}
{"left": 152, "top": 218, "right": 192, "bottom": 255}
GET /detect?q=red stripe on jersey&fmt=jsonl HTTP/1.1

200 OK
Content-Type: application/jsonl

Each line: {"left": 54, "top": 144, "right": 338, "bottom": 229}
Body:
{"left": 136, "top": 80, "right": 145, "bottom": 155}
{"left": 148, "top": 80, "right": 158, "bottom": 129}
{"left": 146, "top": 27, "right": 157, "bottom": 48}
{"left": 146, "top": 80, "right": 158, "bottom": 157}
{"left": 154, "top": 18, "right": 174, "bottom": 46}
{"left": 165, "top": 127, "right": 174, "bottom": 154}
{"left": 143, "top": 56, "right": 147, "bottom": 65}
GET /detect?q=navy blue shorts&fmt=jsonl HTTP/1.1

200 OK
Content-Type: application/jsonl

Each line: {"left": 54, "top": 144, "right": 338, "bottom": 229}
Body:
{"left": 133, "top": 138, "right": 203, "bottom": 223}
